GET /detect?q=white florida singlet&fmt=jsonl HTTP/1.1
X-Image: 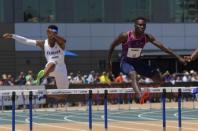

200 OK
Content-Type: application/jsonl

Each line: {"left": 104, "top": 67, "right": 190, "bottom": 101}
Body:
{"left": 44, "top": 39, "right": 69, "bottom": 89}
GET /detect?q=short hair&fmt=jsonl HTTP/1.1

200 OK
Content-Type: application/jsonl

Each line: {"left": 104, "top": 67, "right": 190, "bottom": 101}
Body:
{"left": 134, "top": 17, "right": 147, "bottom": 23}
{"left": 48, "top": 25, "right": 58, "bottom": 33}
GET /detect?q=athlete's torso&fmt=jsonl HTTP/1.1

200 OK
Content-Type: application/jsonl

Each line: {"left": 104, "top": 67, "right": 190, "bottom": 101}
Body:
{"left": 121, "top": 31, "right": 148, "bottom": 62}
{"left": 44, "top": 39, "right": 65, "bottom": 65}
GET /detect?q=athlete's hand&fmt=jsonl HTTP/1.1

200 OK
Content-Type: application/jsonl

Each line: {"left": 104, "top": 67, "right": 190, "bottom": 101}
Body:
{"left": 178, "top": 57, "right": 187, "bottom": 65}
{"left": 2, "top": 33, "right": 13, "bottom": 39}
{"left": 184, "top": 56, "right": 192, "bottom": 62}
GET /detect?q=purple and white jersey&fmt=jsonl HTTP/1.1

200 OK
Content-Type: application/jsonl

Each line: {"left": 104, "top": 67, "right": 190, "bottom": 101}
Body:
{"left": 121, "top": 31, "right": 148, "bottom": 62}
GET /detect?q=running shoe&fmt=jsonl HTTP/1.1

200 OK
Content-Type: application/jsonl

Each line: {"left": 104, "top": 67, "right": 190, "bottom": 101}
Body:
{"left": 139, "top": 91, "right": 150, "bottom": 104}
{"left": 36, "top": 70, "right": 44, "bottom": 85}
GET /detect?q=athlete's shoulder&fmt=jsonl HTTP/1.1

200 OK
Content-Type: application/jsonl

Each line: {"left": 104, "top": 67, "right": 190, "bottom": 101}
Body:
{"left": 116, "top": 32, "right": 128, "bottom": 44}
{"left": 119, "top": 32, "right": 128, "bottom": 37}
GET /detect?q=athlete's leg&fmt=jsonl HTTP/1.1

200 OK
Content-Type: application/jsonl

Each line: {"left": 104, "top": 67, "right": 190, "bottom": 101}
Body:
{"left": 44, "top": 62, "right": 55, "bottom": 77}
{"left": 128, "top": 71, "right": 142, "bottom": 97}
{"left": 120, "top": 61, "right": 143, "bottom": 102}
{"left": 54, "top": 71, "right": 69, "bottom": 89}
{"left": 36, "top": 62, "right": 55, "bottom": 85}
{"left": 46, "top": 65, "right": 69, "bottom": 106}
{"left": 128, "top": 71, "right": 150, "bottom": 104}
{"left": 131, "top": 60, "right": 159, "bottom": 104}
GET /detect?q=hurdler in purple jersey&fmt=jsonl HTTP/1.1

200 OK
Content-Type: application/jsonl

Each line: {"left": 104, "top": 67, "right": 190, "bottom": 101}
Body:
{"left": 120, "top": 30, "right": 156, "bottom": 78}
{"left": 122, "top": 31, "right": 147, "bottom": 61}
{"left": 108, "top": 17, "right": 186, "bottom": 104}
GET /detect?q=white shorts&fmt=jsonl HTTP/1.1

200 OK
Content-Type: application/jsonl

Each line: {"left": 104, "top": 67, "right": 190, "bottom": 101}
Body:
{"left": 46, "top": 62, "right": 69, "bottom": 89}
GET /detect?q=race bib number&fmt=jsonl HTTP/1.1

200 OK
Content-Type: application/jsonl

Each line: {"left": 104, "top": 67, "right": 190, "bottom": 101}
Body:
{"left": 127, "top": 48, "right": 142, "bottom": 58}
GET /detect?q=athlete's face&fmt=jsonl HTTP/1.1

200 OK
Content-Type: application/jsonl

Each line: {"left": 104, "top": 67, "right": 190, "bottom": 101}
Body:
{"left": 134, "top": 19, "right": 146, "bottom": 34}
{"left": 47, "top": 28, "right": 56, "bottom": 40}
{"left": 47, "top": 28, "right": 56, "bottom": 46}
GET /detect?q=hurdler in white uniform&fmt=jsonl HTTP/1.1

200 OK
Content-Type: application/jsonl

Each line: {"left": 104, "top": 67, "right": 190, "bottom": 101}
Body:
{"left": 44, "top": 39, "right": 69, "bottom": 89}
{"left": 3, "top": 25, "right": 69, "bottom": 89}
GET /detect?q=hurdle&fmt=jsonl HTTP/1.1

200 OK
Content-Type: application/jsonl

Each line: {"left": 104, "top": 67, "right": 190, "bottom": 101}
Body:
{"left": 11, "top": 91, "right": 33, "bottom": 131}
{"left": 29, "top": 91, "right": 33, "bottom": 131}
{"left": 161, "top": 88, "right": 182, "bottom": 131}
{"left": 88, "top": 90, "right": 92, "bottom": 131}
{"left": 12, "top": 92, "right": 15, "bottom": 131}
{"left": 0, "top": 87, "right": 195, "bottom": 131}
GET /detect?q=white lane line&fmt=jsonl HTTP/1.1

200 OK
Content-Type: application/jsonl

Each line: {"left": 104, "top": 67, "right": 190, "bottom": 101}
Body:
{"left": 174, "top": 110, "right": 198, "bottom": 124}
{"left": 34, "top": 122, "right": 87, "bottom": 131}
{"left": 5, "top": 108, "right": 198, "bottom": 131}
{"left": 64, "top": 115, "right": 150, "bottom": 131}
{"left": 110, "top": 116, "right": 198, "bottom": 131}
{"left": 138, "top": 110, "right": 198, "bottom": 130}
{"left": 25, "top": 117, "right": 87, "bottom": 131}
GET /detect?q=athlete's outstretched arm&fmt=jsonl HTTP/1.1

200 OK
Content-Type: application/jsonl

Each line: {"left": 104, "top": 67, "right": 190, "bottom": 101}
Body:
{"left": 190, "top": 48, "right": 198, "bottom": 61}
{"left": 146, "top": 33, "right": 186, "bottom": 65}
{"left": 2, "top": 33, "right": 44, "bottom": 49}
{"left": 108, "top": 32, "right": 128, "bottom": 71}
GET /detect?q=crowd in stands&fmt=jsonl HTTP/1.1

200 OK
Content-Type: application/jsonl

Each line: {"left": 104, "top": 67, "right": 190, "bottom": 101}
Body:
{"left": 0, "top": 69, "right": 198, "bottom": 86}
{"left": 67, "top": 70, "right": 198, "bottom": 85}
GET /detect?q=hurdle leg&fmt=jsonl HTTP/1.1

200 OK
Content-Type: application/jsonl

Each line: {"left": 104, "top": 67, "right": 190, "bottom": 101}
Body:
{"left": 149, "top": 94, "right": 152, "bottom": 110}
{"left": 178, "top": 89, "right": 182, "bottom": 131}
{"left": 86, "top": 94, "right": 88, "bottom": 111}
{"left": 22, "top": 93, "right": 26, "bottom": 112}
{"left": 33, "top": 96, "right": 37, "bottom": 112}
{"left": 192, "top": 94, "right": 196, "bottom": 109}
{"left": 117, "top": 93, "right": 121, "bottom": 110}
{"left": 128, "top": 93, "right": 131, "bottom": 110}
{"left": 12, "top": 92, "right": 16, "bottom": 131}
{"left": 162, "top": 89, "right": 166, "bottom": 131}
{"left": 96, "top": 92, "right": 100, "bottom": 111}
{"left": 29, "top": 91, "right": 33, "bottom": 131}
{"left": 1, "top": 96, "right": 4, "bottom": 113}
{"left": 104, "top": 90, "right": 108, "bottom": 131}
{"left": 88, "top": 90, "right": 92, "bottom": 131}
{"left": 64, "top": 95, "right": 68, "bottom": 112}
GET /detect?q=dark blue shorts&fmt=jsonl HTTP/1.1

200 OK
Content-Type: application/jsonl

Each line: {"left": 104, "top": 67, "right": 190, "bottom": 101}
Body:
{"left": 120, "top": 59, "right": 158, "bottom": 78}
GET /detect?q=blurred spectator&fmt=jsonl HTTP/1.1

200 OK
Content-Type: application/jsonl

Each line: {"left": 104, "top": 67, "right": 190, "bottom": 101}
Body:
{"left": 73, "top": 72, "right": 83, "bottom": 84}
{"left": 68, "top": 72, "right": 74, "bottom": 83}
{"left": 115, "top": 72, "right": 124, "bottom": 83}
{"left": 182, "top": 71, "right": 189, "bottom": 82}
{"left": 15, "top": 72, "right": 26, "bottom": 85}
{"left": 1, "top": 74, "right": 9, "bottom": 85}
{"left": 144, "top": 77, "right": 153, "bottom": 84}
{"left": 24, "top": 6, "right": 39, "bottom": 22}
{"left": 0, "top": 80, "right": 3, "bottom": 85}
{"left": 24, "top": 6, "right": 33, "bottom": 22}
{"left": 190, "top": 70, "right": 198, "bottom": 82}
{"left": 163, "top": 71, "right": 172, "bottom": 83}
{"left": 82, "top": 75, "right": 88, "bottom": 84}
{"left": 99, "top": 72, "right": 110, "bottom": 83}
{"left": 48, "top": 14, "right": 55, "bottom": 22}
{"left": 138, "top": 74, "right": 145, "bottom": 83}
{"left": 0, "top": 69, "right": 198, "bottom": 86}
{"left": 122, "top": 74, "right": 129, "bottom": 82}
{"left": 7, "top": 74, "right": 15, "bottom": 86}
{"left": 25, "top": 70, "right": 35, "bottom": 85}
{"left": 31, "top": 17, "right": 39, "bottom": 22}
{"left": 86, "top": 71, "right": 95, "bottom": 84}
{"left": 175, "top": 75, "right": 182, "bottom": 82}
{"left": 95, "top": 72, "right": 100, "bottom": 83}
